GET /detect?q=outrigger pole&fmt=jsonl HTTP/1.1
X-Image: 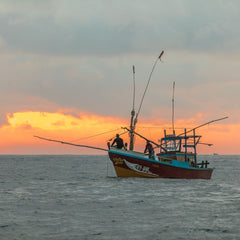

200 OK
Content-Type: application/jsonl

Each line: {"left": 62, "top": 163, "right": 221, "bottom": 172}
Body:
{"left": 177, "top": 116, "right": 229, "bottom": 137}
{"left": 123, "top": 127, "right": 167, "bottom": 152}
{"left": 159, "top": 116, "right": 228, "bottom": 151}
{"left": 34, "top": 136, "right": 108, "bottom": 152}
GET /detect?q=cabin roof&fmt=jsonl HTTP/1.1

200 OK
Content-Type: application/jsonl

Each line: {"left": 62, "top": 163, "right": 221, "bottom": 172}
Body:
{"left": 161, "top": 135, "right": 201, "bottom": 141}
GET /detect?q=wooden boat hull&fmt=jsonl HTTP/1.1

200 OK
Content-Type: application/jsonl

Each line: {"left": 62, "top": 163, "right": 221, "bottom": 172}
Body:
{"left": 108, "top": 150, "right": 213, "bottom": 179}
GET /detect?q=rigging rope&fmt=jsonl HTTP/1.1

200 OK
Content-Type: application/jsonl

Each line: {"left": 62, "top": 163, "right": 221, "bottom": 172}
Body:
{"left": 107, "top": 130, "right": 128, "bottom": 142}
{"left": 70, "top": 128, "right": 122, "bottom": 142}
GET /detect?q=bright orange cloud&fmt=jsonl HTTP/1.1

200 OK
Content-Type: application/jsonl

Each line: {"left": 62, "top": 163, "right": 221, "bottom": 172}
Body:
{"left": 0, "top": 111, "right": 128, "bottom": 154}
{"left": 0, "top": 111, "right": 238, "bottom": 155}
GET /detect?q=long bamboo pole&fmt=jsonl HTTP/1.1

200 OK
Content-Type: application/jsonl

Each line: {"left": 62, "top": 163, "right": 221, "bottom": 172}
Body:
{"left": 34, "top": 136, "right": 108, "bottom": 152}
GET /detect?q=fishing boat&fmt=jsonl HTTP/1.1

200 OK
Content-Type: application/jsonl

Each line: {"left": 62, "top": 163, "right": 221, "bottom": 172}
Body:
{"left": 108, "top": 128, "right": 214, "bottom": 179}
{"left": 34, "top": 51, "right": 227, "bottom": 179}
{"left": 107, "top": 51, "right": 227, "bottom": 179}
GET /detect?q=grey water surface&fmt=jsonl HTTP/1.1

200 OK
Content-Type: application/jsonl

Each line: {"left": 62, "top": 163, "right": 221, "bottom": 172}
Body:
{"left": 0, "top": 155, "right": 239, "bottom": 240}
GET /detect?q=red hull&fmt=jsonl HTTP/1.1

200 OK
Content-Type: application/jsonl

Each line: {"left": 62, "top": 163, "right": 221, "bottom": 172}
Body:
{"left": 108, "top": 151, "right": 213, "bottom": 179}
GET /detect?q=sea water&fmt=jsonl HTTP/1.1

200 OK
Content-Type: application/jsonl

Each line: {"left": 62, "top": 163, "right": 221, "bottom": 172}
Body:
{"left": 0, "top": 155, "right": 239, "bottom": 240}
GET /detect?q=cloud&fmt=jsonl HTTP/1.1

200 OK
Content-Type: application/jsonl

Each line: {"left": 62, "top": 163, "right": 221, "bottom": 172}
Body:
{"left": 0, "top": 0, "right": 240, "bottom": 155}
{"left": 4, "top": 110, "right": 127, "bottom": 131}
{"left": 0, "top": 109, "right": 236, "bottom": 154}
{"left": 0, "top": 110, "right": 128, "bottom": 154}
{"left": 0, "top": 50, "right": 239, "bottom": 124}
{"left": 0, "top": 93, "right": 60, "bottom": 126}
{"left": 52, "top": 120, "right": 65, "bottom": 126}
{"left": 1, "top": 1, "right": 240, "bottom": 56}
{"left": 19, "top": 123, "right": 32, "bottom": 130}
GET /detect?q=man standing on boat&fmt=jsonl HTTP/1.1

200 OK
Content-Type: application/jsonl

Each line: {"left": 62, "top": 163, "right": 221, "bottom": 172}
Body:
{"left": 111, "top": 134, "right": 124, "bottom": 149}
{"left": 144, "top": 140, "right": 154, "bottom": 159}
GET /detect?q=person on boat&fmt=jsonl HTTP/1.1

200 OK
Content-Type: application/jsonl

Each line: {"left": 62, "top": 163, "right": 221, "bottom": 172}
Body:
{"left": 111, "top": 134, "right": 124, "bottom": 149}
{"left": 144, "top": 140, "right": 154, "bottom": 159}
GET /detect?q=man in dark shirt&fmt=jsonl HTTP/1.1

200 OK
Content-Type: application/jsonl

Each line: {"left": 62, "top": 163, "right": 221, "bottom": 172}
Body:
{"left": 144, "top": 140, "right": 154, "bottom": 159}
{"left": 111, "top": 134, "right": 124, "bottom": 149}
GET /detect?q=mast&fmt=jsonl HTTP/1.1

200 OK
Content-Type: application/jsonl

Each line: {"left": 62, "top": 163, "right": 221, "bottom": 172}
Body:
{"left": 129, "top": 51, "right": 164, "bottom": 150}
{"left": 129, "top": 65, "right": 136, "bottom": 150}
{"left": 172, "top": 81, "right": 175, "bottom": 134}
{"left": 171, "top": 81, "right": 176, "bottom": 150}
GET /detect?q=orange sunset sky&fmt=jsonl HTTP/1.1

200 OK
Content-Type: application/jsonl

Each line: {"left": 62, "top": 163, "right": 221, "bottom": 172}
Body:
{"left": 0, "top": 109, "right": 238, "bottom": 155}
{"left": 0, "top": 1, "right": 240, "bottom": 155}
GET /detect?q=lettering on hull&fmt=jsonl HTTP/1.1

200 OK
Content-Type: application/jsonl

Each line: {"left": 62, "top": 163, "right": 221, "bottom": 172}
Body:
{"left": 112, "top": 157, "right": 124, "bottom": 165}
{"left": 124, "top": 160, "right": 158, "bottom": 176}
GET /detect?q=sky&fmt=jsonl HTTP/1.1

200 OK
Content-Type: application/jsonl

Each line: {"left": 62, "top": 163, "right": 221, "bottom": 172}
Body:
{"left": 0, "top": 0, "right": 240, "bottom": 155}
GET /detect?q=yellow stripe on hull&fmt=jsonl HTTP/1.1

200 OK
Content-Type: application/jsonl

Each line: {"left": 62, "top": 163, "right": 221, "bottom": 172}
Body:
{"left": 114, "top": 166, "right": 159, "bottom": 178}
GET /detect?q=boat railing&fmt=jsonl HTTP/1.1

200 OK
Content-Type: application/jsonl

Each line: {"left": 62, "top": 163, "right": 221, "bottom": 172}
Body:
{"left": 109, "top": 146, "right": 155, "bottom": 159}
{"left": 159, "top": 128, "right": 205, "bottom": 167}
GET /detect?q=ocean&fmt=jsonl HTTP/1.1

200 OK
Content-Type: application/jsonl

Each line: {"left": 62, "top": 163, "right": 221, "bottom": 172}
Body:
{"left": 0, "top": 155, "right": 239, "bottom": 240}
